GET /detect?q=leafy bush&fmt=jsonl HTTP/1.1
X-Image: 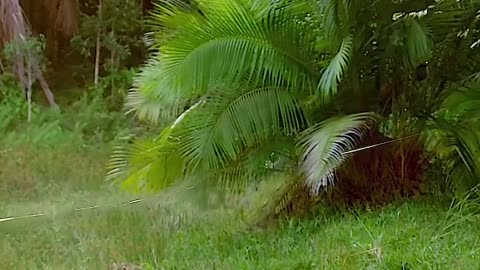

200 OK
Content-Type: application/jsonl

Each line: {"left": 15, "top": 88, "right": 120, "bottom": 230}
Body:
{"left": 0, "top": 73, "right": 32, "bottom": 131}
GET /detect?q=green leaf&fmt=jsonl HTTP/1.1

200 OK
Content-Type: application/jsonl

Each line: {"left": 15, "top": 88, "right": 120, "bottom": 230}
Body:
{"left": 317, "top": 35, "right": 353, "bottom": 101}
{"left": 125, "top": 57, "right": 189, "bottom": 123}
{"left": 171, "top": 84, "right": 307, "bottom": 171}
{"left": 406, "top": 18, "right": 432, "bottom": 65}
{"left": 128, "top": 0, "right": 319, "bottom": 123}
{"left": 107, "top": 126, "right": 186, "bottom": 192}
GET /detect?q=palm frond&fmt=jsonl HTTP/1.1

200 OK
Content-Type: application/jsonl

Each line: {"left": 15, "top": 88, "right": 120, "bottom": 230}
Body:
{"left": 171, "top": 84, "right": 307, "bottom": 171}
{"left": 317, "top": 35, "right": 353, "bottom": 102}
{"left": 299, "top": 113, "right": 376, "bottom": 194}
{"left": 439, "top": 81, "right": 480, "bottom": 120}
{"left": 253, "top": 174, "right": 304, "bottom": 221}
{"left": 422, "top": 112, "right": 480, "bottom": 195}
{"left": 311, "top": 0, "right": 353, "bottom": 44}
{"left": 405, "top": 18, "right": 432, "bottom": 65}
{"left": 426, "top": 1, "right": 480, "bottom": 44}
{"left": 127, "top": 0, "right": 318, "bottom": 123}
{"left": 125, "top": 56, "right": 200, "bottom": 124}
{"left": 154, "top": 0, "right": 316, "bottom": 89}
{"left": 200, "top": 134, "right": 297, "bottom": 193}
{"left": 107, "top": 126, "right": 186, "bottom": 191}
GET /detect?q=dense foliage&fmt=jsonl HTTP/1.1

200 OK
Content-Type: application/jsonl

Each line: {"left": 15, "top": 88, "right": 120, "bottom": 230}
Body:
{"left": 108, "top": 0, "right": 480, "bottom": 217}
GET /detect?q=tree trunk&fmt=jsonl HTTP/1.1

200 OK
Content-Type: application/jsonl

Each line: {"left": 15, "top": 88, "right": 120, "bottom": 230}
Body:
{"left": 1, "top": 0, "right": 58, "bottom": 108}
{"left": 94, "top": 0, "right": 102, "bottom": 87}
{"left": 35, "top": 68, "right": 58, "bottom": 108}
{"left": 27, "top": 51, "right": 32, "bottom": 121}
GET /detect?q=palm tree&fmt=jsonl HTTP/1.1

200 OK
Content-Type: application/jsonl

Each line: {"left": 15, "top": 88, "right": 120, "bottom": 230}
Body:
{"left": 109, "top": 0, "right": 480, "bottom": 216}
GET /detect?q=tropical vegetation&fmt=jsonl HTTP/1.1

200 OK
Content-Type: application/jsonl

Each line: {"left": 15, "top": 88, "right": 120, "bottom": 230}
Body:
{"left": 110, "top": 0, "right": 480, "bottom": 218}
{"left": 2, "top": 0, "right": 480, "bottom": 268}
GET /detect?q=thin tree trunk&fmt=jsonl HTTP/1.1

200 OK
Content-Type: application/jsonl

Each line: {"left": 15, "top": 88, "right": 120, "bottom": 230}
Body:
{"left": 111, "top": 51, "right": 115, "bottom": 94}
{"left": 35, "top": 68, "right": 58, "bottom": 108}
{"left": 94, "top": 0, "right": 102, "bottom": 87}
{"left": 26, "top": 49, "right": 33, "bottom": 121}
{"left": 110, "top": 29, "right": 115, "bottom": 95}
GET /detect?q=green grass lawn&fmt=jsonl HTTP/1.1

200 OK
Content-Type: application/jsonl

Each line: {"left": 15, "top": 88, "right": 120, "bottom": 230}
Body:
{"left": 2, "top": 144, "right": 480, "bottom": 269}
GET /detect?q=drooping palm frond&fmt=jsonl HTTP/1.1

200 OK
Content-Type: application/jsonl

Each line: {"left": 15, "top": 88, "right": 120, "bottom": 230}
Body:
{"left": 420, "top": 80, "right": 480, "bottom": 194}
{"left": 317, "top": 35, "right": 353, "bottom": 102}
{"left": 127, "top": 0, "right": 319, "bottom": 123}
{"left": 251, "top": 173, "right": 305, "bottom": 222}
{"left": 424, "top": 120, "right": 480, "bottom": 194}
{"left": 310, "top": 0, "right": 356, "bottom": 44}
{"left": 299, "top": 113, "right": 376, "bottom": 194}
{"left": 107, "top": 126, "right": 186, "bottom": 192}
{"left": 171, "top": 84, "right": 307, "bottom": 171}
{"left": 190, "top": 134, "right": 297, "bottom": 195}
{"left": 125, "top": 56, "right": 199, "bottom": 123}
{"left": 113, "top": 82, "right": 304, "bottom": 193}
{"left": 426, "top": 0, "right": 480, "bottom": 56}
{"left": 405, "top": 18, "right": 432, "bottom": 65}
{"left": 439, "top": 81, "right": 480, "bottom": 120}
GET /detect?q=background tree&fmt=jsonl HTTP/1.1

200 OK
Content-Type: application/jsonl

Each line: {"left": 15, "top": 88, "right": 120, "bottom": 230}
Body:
{"left": 71, "top": 0, "right": 144, "bottom": 88}
{"left": 0, "top": 0, "right": 57, "bottom": 107}
{"left": 20, "top": 0, "right": 79, "bottom": 63}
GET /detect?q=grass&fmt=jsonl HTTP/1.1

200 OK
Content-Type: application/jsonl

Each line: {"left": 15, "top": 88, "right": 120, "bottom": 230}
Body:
{"left": 1, "top": 132, "right": 480, "bottom": 269}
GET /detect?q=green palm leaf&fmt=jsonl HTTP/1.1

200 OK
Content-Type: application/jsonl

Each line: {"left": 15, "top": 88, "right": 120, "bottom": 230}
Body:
{"left": 201, "top": 134, "right": 297, "bottom": 193}
{"left": 422, "top": 86, "right": 480, "bottom": 195}
{"left": 312, "top": 0, "right": 354, "bottom": 43}
{"left": 439, "top": 81, "right": 480, "bottom": 120}
{"left": 318, "top": 35, "right": 353, "bottom": 101}
{"left": 299, "top": 113, "right": 376, "bottom": 194}
{"left": 107, "top": 126, "right": 186, "bottom": 191}
{"left": 405, "top": 18, "right": 432, "bottom": 65}
{"left": 125, "top": 57, "right": 193, "bottom": 124}
{"left": 127, "top": 0, "right": 319, "bottom": 123}
{"left": 171, "top": 84, "right": 306, "bottom": 171}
